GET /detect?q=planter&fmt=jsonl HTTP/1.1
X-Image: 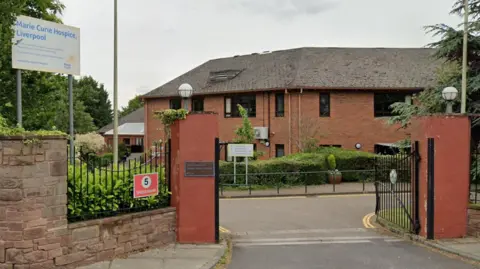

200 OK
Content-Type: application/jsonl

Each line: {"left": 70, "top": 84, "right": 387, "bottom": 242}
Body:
{"left": 328, "top": 172, "right": 342, "bottom": 184}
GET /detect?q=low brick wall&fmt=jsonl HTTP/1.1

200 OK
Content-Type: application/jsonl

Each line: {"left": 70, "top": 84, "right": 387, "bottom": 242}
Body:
{"left": 59, "top": 208, "right": 176, "bottom": 268}
{"left": 468, "top": 207, "right": 480, "bottom": 237}
{"left": 0, "top": 136, "right": 176, "bottom": 269}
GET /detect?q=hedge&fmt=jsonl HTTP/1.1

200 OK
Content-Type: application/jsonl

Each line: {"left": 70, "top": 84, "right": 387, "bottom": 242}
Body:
{"left": 219, "top": 147, "right": 412, "bottom": 186}
{"left": 67, "top": 162, "right": 170, "bottom": 221}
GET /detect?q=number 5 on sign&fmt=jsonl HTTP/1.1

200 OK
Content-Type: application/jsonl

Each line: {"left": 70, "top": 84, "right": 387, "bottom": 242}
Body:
{"left": 133, "top": 173, "right": 159, "bottom": 198}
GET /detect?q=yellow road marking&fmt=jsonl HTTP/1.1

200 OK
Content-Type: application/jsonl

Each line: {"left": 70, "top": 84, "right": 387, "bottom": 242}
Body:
{"left": 220, "top": 194, "right": 374, "bottom": 201}
{"left": 362, "top": 212, "right": 376, "bottom": 228}
{"left": 219, "top": 226, "right": 231, "bottom": 233}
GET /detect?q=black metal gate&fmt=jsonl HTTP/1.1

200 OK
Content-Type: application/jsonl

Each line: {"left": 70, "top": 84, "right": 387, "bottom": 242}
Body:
{"left": 374, "top": 141, "right": 420, "bottom": 234}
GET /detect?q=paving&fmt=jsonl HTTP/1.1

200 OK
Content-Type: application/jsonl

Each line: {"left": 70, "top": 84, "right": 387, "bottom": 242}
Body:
{"left": 220, "top": 195, "right": 480, "bottom": 268}
{"left": 78, "top": 244, "right": 225, "bottom": 269}
{"left": 427, "top": 237, "right": 480, "bottom": 262}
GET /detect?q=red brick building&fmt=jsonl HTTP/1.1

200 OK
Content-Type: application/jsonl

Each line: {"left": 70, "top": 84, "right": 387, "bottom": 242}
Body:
{"left": 98, "top": 107, "right": 145, "bottom": 153}
{"left": 142, "top": 47, "right": 439, "bottom": 159}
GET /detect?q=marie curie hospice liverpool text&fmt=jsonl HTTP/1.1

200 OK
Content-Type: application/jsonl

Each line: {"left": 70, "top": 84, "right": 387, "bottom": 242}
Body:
{"left": 15, "top": 20, "right": 77, "bottom": 41}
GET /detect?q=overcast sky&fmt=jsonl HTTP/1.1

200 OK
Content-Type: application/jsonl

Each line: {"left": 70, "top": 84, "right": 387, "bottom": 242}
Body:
{"left": 60, "top": 0, "right": 462, "bottom": 108}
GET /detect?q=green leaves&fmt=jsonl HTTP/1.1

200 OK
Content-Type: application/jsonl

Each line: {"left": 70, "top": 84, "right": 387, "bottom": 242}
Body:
{"left": 67, "top": 162, "right": 169, "bottom": 221}
{"left": 120, "top": 95, "right": 143, "bottom": 118}
{"left": 234, "top": 104, "right": 255, "bottom": 144}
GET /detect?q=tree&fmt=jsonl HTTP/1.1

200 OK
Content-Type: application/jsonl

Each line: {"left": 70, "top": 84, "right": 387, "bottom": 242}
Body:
{"left": 75, "top": 132, "right": 106, "bottom": 161}
{"left": 75, "top": 76, "right": 113, "bottom": 129}
{"left": 389, "top": 0, "right": 480, "bottom": 145}
{"left": 294, "top": 117, "right": 323, "bottom": 153}
{"left": 233, "top": 105, "right": 255, "bottom": 144}
{"left": 120, "top": 95, "right": 143, "bottom": 117}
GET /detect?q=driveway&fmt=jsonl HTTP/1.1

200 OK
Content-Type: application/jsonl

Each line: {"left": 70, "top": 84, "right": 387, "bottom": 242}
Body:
{"left": 220, "top": 195, "right": 479, "bottom": 269}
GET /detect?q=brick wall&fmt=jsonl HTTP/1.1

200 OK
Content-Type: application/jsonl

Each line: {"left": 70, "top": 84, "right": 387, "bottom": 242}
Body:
{"left": 468, "top": 207, "right": 480, "bottom": 237}
{"left": 144, "top": 90, "right": 408, "bottom": 159}
{"left": 0, "top": 136, "right": 176, "bottom": 269}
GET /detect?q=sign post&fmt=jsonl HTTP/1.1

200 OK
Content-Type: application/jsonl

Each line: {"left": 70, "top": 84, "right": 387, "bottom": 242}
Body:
{"left": 133, "top": 173, "right": 159, "bottom": 198}
{"left": 12, "top": 15, "right": 80, "bottom": 162}
{"left": 227, "top": 144, "right": 254, "bottom": 185}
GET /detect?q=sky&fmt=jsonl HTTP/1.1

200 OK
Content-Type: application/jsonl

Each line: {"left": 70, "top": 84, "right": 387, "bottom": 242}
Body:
{"left": 59, "top": 0, "right": 463, "bottom": 109}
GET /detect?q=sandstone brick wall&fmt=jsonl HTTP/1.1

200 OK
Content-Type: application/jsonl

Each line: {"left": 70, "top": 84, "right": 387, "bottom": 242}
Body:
{"left": 0, "top": 136, "right": 176, "bottom": 269}
{"left": 467, "top": 207, "right": 480, "bottom": 237}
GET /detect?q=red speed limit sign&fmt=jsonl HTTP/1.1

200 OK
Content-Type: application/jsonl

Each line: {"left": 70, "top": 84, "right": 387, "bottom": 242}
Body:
{"left": 133, "top": 173, "right": 159, "bottom": 198}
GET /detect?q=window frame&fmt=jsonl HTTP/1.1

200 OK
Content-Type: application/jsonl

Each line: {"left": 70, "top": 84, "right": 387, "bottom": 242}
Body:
{"left": 319, "top": 93, "right": 330, "bottom": 117}
{"left": 275, "top": 144, "right": 285, "bottom": 158}
{"left": 275, "top": 93, "right": 285, "bottom": 117}
{"left": 224, "top": 94, "right": 257, "bottom": 118}
{"left": 374, "top": 92, "right": 408, "bottom": 117}
{"left": 169, "top": 98, "right": 182, "bottom": 109}
{"left": 191, "top": 97, "right": 204, "bottom": 112}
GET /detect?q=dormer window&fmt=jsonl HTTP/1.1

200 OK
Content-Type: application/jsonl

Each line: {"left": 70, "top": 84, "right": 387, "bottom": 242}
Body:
{"left": 208, "top": 69, "right": 244, "bottom": 83}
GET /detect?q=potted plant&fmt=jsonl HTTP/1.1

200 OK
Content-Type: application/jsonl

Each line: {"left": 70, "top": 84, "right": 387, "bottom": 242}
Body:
{"left": 327, "top": 154, "right": 342, "bottom": 184}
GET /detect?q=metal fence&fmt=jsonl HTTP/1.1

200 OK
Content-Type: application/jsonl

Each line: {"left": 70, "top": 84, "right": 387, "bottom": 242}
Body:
{"left": 472, "top": 148, "right": 480, "bottom": 204}
{"left": 374, "top": 149, "right": 420, "bottom": 234}
{"left": 67, "top": 143, "right": 171, "bottom": 223}
{"left": 219, "top": 170, "right": 376, "bottom": 197}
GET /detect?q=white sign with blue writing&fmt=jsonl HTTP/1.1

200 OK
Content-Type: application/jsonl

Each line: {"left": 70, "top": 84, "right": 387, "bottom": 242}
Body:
{"left": 12, "top": 15, "right": 80, "bottom": 75}
{"left": 228, "top": 144, "right": 254, "bottom": 157}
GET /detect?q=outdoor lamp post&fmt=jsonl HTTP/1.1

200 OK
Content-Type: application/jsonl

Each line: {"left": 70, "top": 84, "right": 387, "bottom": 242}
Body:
{"left": 178, "top": 83, "right": 194, "bottom": 110}
{"left": 442, "top": 86, "right": 459, "bottom": 114}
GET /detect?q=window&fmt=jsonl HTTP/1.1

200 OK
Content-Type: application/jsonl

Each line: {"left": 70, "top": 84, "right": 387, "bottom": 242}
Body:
{"left": 192, "top": 97, "right": 204, "bottom": 112}
{"left": 374, "top": 93, "right": 408, "bottom": 117}
{"left": 320, "top": 93, "right": 330, "bottom": 117}
{"left": 123, "top": 138, "right": 130, "bottom": 145}
{"left": 275, "top": 144, "right": 285, "bottom": 158}
{"left": 319, "top": 144, "right": 341, "bottom": 148}
{"left": 275, "top": 93, "right": 285, "bottom": 117}
{"left": 224, "top": 95, "right": 256, "bottom": 117}
{"left": 169, "top": 98, "right": 181, "bottom": 109}
{"left": 135, "top": 137, "right": 144, "bottom": 146}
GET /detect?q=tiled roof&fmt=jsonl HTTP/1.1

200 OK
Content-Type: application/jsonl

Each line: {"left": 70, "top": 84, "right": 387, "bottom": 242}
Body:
{"left": 143, "top": 47, "right": 441, "bottom": 98}
{"left": 98, "top": 107, "right": 144, "bottom": 134}
{"left": 104, "top": 123, "right": 144, "bottom": 136}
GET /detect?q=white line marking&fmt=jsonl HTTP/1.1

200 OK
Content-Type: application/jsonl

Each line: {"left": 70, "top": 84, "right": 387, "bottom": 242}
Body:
{"left": 233, "top": 228, "right": 370, "bottom": 236}
{"left": 235, "top": 240, "right": 372, "bottom": 247}
{"left": 233, "top": 236, "right": 389, "bottom": 243}
{"left": 384, "top": 239, "right": 404, "bottom": 242}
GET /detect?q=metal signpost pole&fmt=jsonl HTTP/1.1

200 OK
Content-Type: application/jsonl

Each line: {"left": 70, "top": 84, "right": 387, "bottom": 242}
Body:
{"left": 461, "top": 0, "right": 469, "bottom": 114}
{"left": 233, "top": 156, "right": 237, "bottom": 184}
{"left": 113, "top": 0, "right": 119, "bottom": 164}
{"left": 68, "top": 75, "right": 74, "bottom": 163}
{"left": 16, "top": 69, "right": 22, "bottom": 127}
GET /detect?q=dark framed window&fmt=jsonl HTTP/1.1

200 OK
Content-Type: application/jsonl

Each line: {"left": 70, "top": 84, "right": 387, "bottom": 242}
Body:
{"left": 275, "top": 93, "right": 285, "bottom": 117}
{"left": 320, "top": 93, "right": 330, "bottom": 117}
{"left": 374, "top": 93, "right": 407, "bottom": 117}
{"left": 192, "top": 97, "right": 204, "bottom": 112}
{"left": 275, "top": 144, "right": 285, "bottom": 158}
{"left": 169, "top": 98, "right": 181, "bottom": 109}
{"left": 123, "top": 138, "right": 130, "bottom": 145}
{"left": 319, "top": 144, "right": 341, "bottom": 148}
{"left": 224, "top": 94, "right": 256, "bottom": 118}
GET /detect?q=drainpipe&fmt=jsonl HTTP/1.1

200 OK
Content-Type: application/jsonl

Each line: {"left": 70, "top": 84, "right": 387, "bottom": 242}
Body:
{"left": 298, "top": 89, "right": 303, "bottom": 151}
{"left": 267, "top": 92, "right": 271, "bottom": 158}
{"left": 287, "top": 89, "right": 292, "bottom": 155}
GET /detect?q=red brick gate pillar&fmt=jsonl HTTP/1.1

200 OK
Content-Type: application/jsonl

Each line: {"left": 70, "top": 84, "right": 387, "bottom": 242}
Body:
{"left": 411, "top": 115, "right": 471, "bottom": 239}
{"left": 170, "top": 113, "right": 219, "bottom": 243}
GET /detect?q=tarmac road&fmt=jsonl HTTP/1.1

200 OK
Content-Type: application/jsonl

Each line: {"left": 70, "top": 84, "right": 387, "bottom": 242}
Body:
{"left": 220, "top": 195, "right": 479, "bottom": 269}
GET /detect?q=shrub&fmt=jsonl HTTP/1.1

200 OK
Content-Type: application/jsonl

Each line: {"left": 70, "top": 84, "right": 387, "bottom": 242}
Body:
{"left": 67, "top": 162, "right": 169, "bottom": 221}
{"left": 220, "top": 153, "right": 328, "bottom": 186}
{"left": 327, "top": 154, "right": 336, "bottom": 170}
{"left": 75, "top": 132, "right": 106, "bottom": 161}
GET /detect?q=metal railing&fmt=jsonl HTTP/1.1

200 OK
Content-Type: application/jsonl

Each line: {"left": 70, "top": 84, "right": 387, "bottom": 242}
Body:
{"left": 374, "top": 151, "right": 419, "bottom": 234}
{"left": 67, "top": 143, "right": 171, "bottom": 223}
{"left": 471, "top": 148, "right": 480, "bottom": 204}
{"left": 219, "top": 170, "right": 376, "bottom": 197}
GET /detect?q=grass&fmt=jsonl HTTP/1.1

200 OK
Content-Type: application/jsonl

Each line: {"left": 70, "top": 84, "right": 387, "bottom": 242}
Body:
{"left": 214, "top": 234, "right": 233, "bottom": 269}
{"left": 469, "top": 203, "right": 480, "bottom": 210}
{"left": 378, "top": 208, "right": 412, "bottom": 231}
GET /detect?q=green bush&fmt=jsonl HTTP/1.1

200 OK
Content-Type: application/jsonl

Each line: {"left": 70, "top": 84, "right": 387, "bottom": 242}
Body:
{"left": 219, "top": 147, "right": 380, "bottom": 185}
{"left": 327, "top": 154, "right": 336, "bottom": 170}
{"left": 67, "top": 162, "right": 170, "bottom": 221}
{"left": 220, "top": 153, "right": 328, "bottom": 186}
